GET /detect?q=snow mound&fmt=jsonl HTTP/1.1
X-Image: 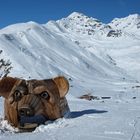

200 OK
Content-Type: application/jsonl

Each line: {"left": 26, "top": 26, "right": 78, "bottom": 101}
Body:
{"left": 34, "top": 118, "right": 72, "bottom": 133}
{"left": 0, "top": 118, "right": 18, "bottom": 134}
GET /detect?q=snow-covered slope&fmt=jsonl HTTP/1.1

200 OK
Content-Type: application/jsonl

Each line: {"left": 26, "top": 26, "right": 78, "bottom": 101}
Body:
{"left": 0, "top": 12, "right": 140, "bottom": 140}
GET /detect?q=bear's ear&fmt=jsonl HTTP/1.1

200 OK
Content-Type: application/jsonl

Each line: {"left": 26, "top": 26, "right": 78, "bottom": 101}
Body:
{"left": 53, "top": 76, "right": 69, "bottom": 98}
{"left": 0, "top": 77, "right": 18, "bottom": 99}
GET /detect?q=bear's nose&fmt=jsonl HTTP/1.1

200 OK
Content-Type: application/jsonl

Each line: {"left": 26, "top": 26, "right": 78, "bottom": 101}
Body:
{"left": 19, "top": 106, "right": 34, "bottom": 117}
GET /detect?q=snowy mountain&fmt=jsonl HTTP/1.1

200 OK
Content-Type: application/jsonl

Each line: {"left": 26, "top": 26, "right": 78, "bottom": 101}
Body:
{"left": 0, "top": 12, "right": 140, "bottom": 140}
{"left": 55, "top": 12, "right": 123, "bottom": 37}
{"left": 109, "top": 14, "right": 140, "bottom": 33}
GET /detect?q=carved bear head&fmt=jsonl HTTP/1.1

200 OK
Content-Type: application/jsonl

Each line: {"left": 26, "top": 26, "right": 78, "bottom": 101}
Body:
{"left": 0, "top": 76, "right": 70, "bottom": 131}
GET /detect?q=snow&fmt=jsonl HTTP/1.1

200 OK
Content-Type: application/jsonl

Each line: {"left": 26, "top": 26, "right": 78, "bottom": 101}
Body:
{"left": 0, "top": 12, "right": 140, "bottom": 140}
{"left": 109, "top": 14, "right": 140, "bottom": 36}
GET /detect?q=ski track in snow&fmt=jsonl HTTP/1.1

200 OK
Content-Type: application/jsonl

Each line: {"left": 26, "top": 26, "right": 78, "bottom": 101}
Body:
{"left": 0, "top": 12, "right": 140, "bottom": 140}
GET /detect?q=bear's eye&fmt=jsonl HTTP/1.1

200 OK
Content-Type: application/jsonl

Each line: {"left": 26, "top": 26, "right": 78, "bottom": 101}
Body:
{"left": 40, "top": 91, "right": 50, "bottom": 100}
{"left": 13, "top": 90, "right": 23, "bottom": 101}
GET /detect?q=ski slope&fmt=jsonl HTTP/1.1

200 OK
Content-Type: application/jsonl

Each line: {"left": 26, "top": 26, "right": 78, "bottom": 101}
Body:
{"left": 0, "top": 12, "right": 140, "bottom": 140}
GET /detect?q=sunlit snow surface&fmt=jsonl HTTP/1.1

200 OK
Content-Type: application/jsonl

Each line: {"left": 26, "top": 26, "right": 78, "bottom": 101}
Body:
{"left": 0, "top": 12, "right": 140, "bottom": 140}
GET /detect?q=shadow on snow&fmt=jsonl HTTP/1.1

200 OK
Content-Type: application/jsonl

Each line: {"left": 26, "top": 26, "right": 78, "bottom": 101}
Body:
{"left": 69, "top": 109, "right": 108, "bottom": 118}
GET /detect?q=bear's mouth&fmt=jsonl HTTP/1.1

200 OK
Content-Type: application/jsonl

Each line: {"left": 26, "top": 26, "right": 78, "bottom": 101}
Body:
{"left": 18, "top": 105, "right": 48, "bottom": 130}
{"left": 19, "top": 114, "right": 48, "bottom": 130}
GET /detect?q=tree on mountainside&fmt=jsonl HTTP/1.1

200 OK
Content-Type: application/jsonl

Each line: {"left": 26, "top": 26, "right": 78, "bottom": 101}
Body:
{"left": 0, "top": 50, "right": 12, "bottom": 78}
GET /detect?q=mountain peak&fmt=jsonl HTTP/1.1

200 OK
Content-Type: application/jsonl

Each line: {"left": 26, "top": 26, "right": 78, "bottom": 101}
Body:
{"left": 68, "top": 12, "right": 88, "bottom": 19}
{"left": 0, "top": 21, "right": 41, "bottom": 34}
{"left": 109, "top": 13, "right": 140, "bottom": 31}
{"left": 127, "top": 13, "right": 140, "bottom": 19}
{"left": 67, "top": 12, "right": 100, "bottom": 22}
{"left": 56, "top": 12, "right": 103, "bottom": 36}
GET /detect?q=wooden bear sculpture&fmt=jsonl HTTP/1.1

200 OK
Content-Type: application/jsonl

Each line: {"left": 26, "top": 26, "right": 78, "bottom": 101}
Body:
{"left": 0, "top": 76, "right": 70, "bottom": 131}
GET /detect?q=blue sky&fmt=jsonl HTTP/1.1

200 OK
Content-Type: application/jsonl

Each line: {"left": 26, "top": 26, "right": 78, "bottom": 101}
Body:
{"left": 0, "top": 0, "right": 140, "bottom": 29}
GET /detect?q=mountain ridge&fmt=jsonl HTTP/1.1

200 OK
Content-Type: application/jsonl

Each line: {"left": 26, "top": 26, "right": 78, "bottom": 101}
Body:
{"left": 0, "top": 12, "right": 139, "bottom": 86}
{"left": 1, "top": 12, "right": 140, "bottom": 36}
